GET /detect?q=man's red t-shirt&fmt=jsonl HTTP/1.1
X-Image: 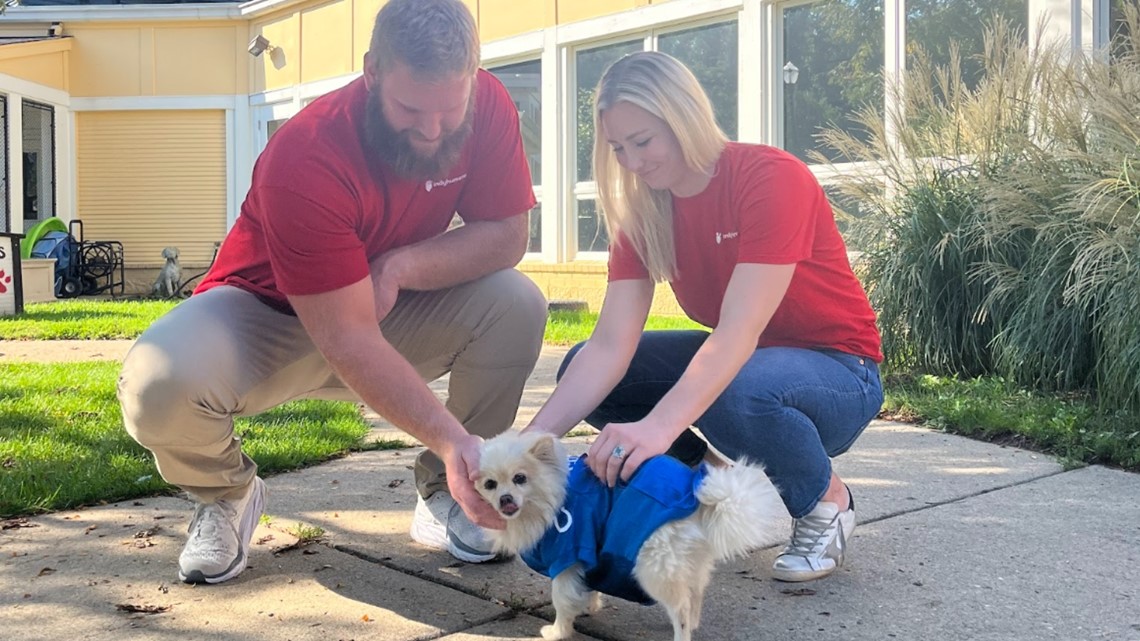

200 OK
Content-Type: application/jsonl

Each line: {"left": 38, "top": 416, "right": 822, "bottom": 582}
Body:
{"left": 196, "top": 70, "right": 536, "bottom": 313}
{"left": 608, "top": 143, "right": 882, "bottom": 362}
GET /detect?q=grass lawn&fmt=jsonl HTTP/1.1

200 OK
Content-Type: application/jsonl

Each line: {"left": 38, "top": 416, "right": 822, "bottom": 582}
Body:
{"left": 0, "top": 299, "right": 179, "bottom": 340}
{"left": 0, "top": 300, "right": 705, "bottom": 345}
{"left": 2, "top": 300, "right": 1137, "bottom": 518}
{"left": 882, "top": 373, "right": 1140, "bottom": 472}
{"left": 0, "top": 361, "right": 383, "bottom": 518}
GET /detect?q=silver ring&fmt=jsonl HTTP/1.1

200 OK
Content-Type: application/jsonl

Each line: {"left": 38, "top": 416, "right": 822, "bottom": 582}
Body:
{"left": 612, "top": 445, "right": 627, "bottom": 460}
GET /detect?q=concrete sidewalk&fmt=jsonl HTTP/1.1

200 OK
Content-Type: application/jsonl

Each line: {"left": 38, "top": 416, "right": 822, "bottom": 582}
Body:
{"left": 2, "top": 346, "right": 1138, "bottom": 641}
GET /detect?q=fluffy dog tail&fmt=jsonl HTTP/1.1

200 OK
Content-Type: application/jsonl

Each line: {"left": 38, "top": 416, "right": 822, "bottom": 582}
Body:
{"left": 695, "top": 460, "right": 789, "bottom": 562}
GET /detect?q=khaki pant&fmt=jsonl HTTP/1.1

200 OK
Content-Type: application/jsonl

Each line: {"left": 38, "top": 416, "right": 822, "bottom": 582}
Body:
{"left": 118, "top": 269, "right": 547, "bottom": 503}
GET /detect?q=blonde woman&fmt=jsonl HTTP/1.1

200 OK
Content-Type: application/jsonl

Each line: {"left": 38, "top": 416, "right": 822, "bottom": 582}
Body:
{"left": 524, "top": 51, "right": 883, "bottom": 582}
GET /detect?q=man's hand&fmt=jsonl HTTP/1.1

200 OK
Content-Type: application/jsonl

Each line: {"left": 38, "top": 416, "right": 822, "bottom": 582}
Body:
{"left": 443, "top": 434, "right": 506, "bottom": 530}
{"left": 369, "top": 251, "right": 407, "bottom": 322}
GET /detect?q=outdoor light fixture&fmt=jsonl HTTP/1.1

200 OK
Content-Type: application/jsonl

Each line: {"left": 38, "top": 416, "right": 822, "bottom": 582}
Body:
{"left": 48, "top": 21, "right": 62, "bottom": 37}
{"left": 783, "top": 61, "right": 800, "bottom": 85}
{"left": 248, "top": 34, "right": 274, "bottom": 57}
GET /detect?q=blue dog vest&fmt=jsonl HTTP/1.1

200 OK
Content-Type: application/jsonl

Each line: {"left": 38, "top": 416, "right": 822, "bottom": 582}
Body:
{"left": 520, "top": 455, "right": 708, "bottom": 604}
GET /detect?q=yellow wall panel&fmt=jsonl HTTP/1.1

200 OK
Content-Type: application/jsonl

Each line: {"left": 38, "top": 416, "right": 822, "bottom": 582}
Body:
{"left": 300, "top": 0, "right": 354, "bottom": 83}
{"left": 76, "top": 110, "right": 227, "bottom": 266}
{"left": 68, "top": 22, "right": 244, "bottom": 97}
{"left": 459, "top": 0, "right": 479, "bottom": 28}
{"left": 154, "top": 26, "right": 240, "bottom": 95}
{"left": 556, "top": 0, "right": 639, "bottom": 25}
{"left": 253, "top": 13, "right": 301, "bottom": 91}
{"left": 352, "top": 0, "right": 387, "bottom": 69}
{"left": 479, "top": 0, "right": 545, "bottom": 41}
{"left": 69, "top": 27, "right": 143, "bottom": 97}
{"left": 0, "top": 51, "right": 68, "bottom": 91}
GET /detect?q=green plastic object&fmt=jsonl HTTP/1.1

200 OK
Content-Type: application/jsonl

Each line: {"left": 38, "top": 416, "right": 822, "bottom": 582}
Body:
{"left": 20, "top": 217, "right": 68, "bottom": 259}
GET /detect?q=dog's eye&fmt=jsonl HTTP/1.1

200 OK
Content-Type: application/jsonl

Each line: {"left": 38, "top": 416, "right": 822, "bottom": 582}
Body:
{"left": 512, "top": 473, "right": 527, "bottom": 486}
{"left": 483, "top": 479, "right": 497, "bottom": 491}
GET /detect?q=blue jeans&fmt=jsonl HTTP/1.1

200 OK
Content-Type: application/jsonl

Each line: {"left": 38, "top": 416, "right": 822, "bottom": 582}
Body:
{"left": 558, "top": 330, "right": 883, "bottom": 518}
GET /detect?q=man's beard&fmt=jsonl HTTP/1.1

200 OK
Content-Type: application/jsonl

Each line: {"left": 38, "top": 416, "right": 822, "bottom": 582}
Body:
{"left": 365, "top": 85, "right": 475, "bottom": 182}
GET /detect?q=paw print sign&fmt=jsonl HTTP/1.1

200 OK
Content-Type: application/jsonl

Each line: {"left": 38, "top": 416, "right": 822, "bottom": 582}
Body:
{"left": 0, "top": 232, "right": 22, "bottom": 316}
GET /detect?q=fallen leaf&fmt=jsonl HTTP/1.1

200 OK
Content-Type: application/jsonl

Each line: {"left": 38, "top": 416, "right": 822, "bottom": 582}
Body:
{"left": 133, "top": 539, "right": 155, "bottom": 549}
{"left": 115, "top": 603, "right": 171, "bottom": 614}
{"left": 387, "top": 479, "right": 404, "bottom": 488}
{"left": 37, "top": 567, "right": 56, "bottom": 577}
{"left": 255, "top": 535, "right": 275, "bottom": 545}
{"left": 780, "top": 588, "right": 816, "bottom": 597}
{"left": 84, "top": 525, "right": 98, "bottom": 534}
{"left": 134, "top": 527, "right": 161, "bottom": 538}
{"left": 1, "top": 518, "right": 37, "bottom": 531}
{"left": 302, "top": 549, "right": 319, "bottom": 555}
{"left": 361, "top": 614, "right": 372, "bottom": 622}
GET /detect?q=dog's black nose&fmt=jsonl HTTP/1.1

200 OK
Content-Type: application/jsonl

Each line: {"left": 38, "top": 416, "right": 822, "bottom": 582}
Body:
{"left": 499, "top": 494, "right": 514, "bottom": 508}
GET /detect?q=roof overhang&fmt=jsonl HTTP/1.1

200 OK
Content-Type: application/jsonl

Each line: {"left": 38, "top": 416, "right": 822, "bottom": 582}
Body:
{"left": 0, "top": 3, "right": 242, "bottom": 23}
{"left": 0, "top": 35, "right": 72, "bottom": 60}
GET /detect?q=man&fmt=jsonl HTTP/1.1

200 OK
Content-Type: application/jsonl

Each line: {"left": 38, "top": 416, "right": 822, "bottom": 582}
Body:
{"left": 117, "top": 0, "right": 546, "bottom": 585}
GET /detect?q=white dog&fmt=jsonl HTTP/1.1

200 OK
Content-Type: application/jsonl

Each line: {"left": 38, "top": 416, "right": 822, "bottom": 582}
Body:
{"left": 476, "top": 431, "right": 788, "bottom": 641}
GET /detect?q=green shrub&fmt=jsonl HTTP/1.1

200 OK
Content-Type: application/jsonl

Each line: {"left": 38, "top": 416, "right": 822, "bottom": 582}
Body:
{"left": 821, "top": 12, "right": 1140, "bottom": 409}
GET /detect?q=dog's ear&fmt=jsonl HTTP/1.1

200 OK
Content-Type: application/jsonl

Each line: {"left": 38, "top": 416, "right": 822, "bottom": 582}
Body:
{"left": 527, "top": 433, "right": 559, "bottom": 465}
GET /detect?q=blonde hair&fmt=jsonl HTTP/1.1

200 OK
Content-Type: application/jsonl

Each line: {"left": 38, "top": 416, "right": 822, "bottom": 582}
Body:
{"left": 369, "top": 0, "right": 480, "bottom": 79}
{"left": 593, "top": 51, "right": 728, "bottom": 282}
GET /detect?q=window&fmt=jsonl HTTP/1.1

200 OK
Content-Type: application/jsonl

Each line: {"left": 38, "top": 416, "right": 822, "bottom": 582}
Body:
{"left": 1109, "top": 0, "right": 1136, "bottom": 61}
{"left": 658, "top": 21, "right": 740, "bottom": 140}
{"left": 574, "top": 39, "right": 642, "bottom": 254}
{"left": 21, "top": 101, "right": 55, "bottom": 223}
{"left": 781, "top": 1, "right": 884, "bottom": 163}
{"left": 907, "top": 0, "right": 1027, "bottom": 89}
{"left": 489, "top": 58, "right": 543, "bottom": 253}
{"left": 266, "top": 118, "right": 288, "bottom": 141}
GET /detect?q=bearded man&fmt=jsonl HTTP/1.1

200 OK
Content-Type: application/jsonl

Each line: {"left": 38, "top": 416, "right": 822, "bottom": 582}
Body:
{"left": 118, "top": 0, "right": 545, "bottom": 585}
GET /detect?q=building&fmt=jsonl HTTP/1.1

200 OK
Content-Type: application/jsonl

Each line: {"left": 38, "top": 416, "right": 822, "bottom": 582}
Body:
{"left": 0, "top": 0, "right": 1130, "bottom": 311}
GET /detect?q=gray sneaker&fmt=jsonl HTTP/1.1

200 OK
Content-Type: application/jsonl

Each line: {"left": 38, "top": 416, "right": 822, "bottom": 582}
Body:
{"left": 178, "top": 477, "right": 267, "bottom": 584}
{"left": 409, "top": 491, "right": 498, "bottom": 563}
{"left": 771, "top": 491, "right": 855, "bottom": 582}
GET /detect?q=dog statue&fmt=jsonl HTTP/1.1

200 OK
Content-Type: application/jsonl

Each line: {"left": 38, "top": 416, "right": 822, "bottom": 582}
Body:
{"left": 151, "top": 246, "right": 182, "bottom": 298}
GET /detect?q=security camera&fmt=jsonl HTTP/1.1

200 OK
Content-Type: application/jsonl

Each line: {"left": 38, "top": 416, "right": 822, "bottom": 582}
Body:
{"left": 248, "top": 34, "right": 272, "bottom": 57}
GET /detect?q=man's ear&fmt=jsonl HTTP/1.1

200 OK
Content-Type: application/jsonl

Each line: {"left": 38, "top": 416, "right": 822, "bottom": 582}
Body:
{"left": 362, "top": 52, "right": 378, "bottom": 90}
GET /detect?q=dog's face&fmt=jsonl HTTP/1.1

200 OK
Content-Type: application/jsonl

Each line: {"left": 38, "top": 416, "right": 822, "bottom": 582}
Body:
{"left": 161, "top": 247, "right": 180, "bottom": 261}
{"left": 477, "top": 432, "right": 568, "bottom": 523}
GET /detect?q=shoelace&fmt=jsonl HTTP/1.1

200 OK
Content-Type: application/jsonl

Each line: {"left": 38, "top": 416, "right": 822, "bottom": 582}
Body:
{"left": 186, "top": 501, "right": 238, "bottom": 554}
{"left": 783, "top": 511, "right": 836, "bottom": 556}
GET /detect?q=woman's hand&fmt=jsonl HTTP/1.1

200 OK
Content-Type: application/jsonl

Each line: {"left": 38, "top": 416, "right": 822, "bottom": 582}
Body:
{"left": 586, "top": 419, "right": 681, "bottom": 487}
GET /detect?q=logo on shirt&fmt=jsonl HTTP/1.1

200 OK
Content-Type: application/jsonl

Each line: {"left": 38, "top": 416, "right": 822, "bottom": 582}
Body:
{"left": 715, "top": 231, "right": 739, "bottom": 244}
{"left": 554, "top": 507, "right": 573, "bottom": 533}
{"left": 424, "top": 173, "right": 467, "bottom": 192}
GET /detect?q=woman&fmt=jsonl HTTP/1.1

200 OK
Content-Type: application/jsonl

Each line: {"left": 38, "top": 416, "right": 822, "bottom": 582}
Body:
{"left": 523, "top": 51, "right": 883, "bottom": 582}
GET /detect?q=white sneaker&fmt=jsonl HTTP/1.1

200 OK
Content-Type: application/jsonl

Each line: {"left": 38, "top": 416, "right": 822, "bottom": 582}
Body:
{"left": 771, "top": 491, "right": 855, "bottom": 582}
{"left": 410, "top": 491, "right": 497, "bottom": 563}
{"left": 178, "top": 477, "right": 267, "bottom": 584}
